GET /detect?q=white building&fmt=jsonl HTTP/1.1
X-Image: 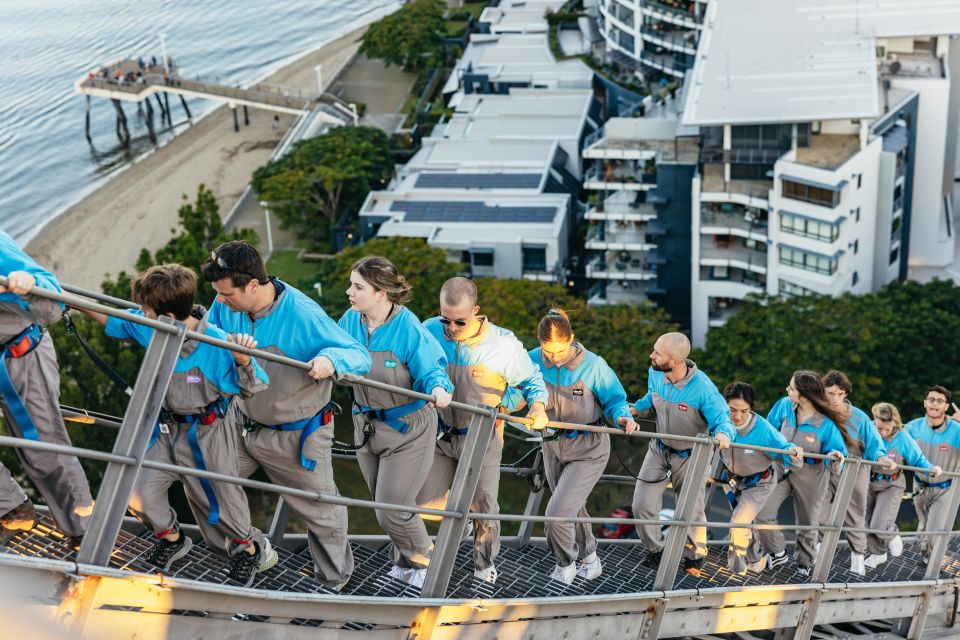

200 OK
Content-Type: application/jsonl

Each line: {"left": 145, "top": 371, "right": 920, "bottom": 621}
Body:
{"left": 682, "top": 0, "right": 960, "bottom": 346}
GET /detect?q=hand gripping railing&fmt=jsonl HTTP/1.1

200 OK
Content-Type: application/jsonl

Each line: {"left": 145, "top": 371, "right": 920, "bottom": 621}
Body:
{"left": 5, "top": 275, "right": 960, "bottom": 640}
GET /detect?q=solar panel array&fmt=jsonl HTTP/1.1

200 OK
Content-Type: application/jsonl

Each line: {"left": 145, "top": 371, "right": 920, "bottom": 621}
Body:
{"left": 414, "top": 172, "right": 542, "bottom": 189}
{"left": 390, "top": 200, "right": 557, "bottom": 223}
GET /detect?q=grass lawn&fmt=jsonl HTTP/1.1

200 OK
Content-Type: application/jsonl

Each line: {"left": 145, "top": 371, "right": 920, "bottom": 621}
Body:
{"left": 445, "top": 19, "right": 468, "bottom": 37}
{"left": 265, "top": 249, "right": 319, "bottom": 285}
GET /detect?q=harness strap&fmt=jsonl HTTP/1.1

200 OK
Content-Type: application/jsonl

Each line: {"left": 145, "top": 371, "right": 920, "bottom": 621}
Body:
{"left": 917, "top": 478, "right": 952, "bottom": 490}
{"left": 0, "top": 324, "right": 45, "bottom": 441}
{"left": 657, "top": 439, "right": 691, "bottom": 459}
{"left": 249, "top": 403, "right": 336, "bottom": 470}
{"left": 352, "top": 399, "right": 426, "bottom": 434}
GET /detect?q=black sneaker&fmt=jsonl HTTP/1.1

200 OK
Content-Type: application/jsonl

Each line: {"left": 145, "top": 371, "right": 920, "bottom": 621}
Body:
{"left": 0, "top": 499, "right": 36, "bottom": 532}
{"left": 682, "top": 557, "right": 706, "bottom": 577}
{"left": 146, "top": 534, "right": 193, "bottom": 571}
{"left": 641, "top": 551, "right": 662, "bottom": 569}
{"left": 766, "top": 550, "right": 789, "bottom": 569}
{"left": 229, "top": 540, "right": 278, "bottom": 588}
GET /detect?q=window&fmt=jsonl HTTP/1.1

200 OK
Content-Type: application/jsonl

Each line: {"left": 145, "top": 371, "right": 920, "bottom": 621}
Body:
{"left": 889, "top": 246, "right": 899, "bottom": 265}
{"left": 779, "top": 246, "right": 838, "bottom": 275}
{"left": 780, "top": 212, "right": 841, "bottom": 242}
{"left": 852, "top": 207, "right": 861, "bottom": 222}
{"left": 470, "top": 249, "right": 494, "bottom": 267}
{"left": 856, "top": 173, "right": 862, "bottom": 189}
{"left": 779, "top": 278, "right": 818, "bottom": 297}
{"left": 852, "top": 271, "right": 859, "bottom": 286}
{"left": 522, "top": 245, "right": 547, "bottom": 272}
{"left": 853, "top": 239, "right": 859, "bottom": 254}
{"left": 782, "top": 179, "right": 841, "bottom": 208}
{"left": 891, "top": 215, "right": 902, "bottom": 239}
{"left": 796, "top": 123, "right": 811, "bottom": 148}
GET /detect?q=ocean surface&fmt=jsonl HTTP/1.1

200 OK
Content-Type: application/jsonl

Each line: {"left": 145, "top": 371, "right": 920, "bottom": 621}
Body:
{"left": 0, "top": 0, "right": 389, "bottom": 244}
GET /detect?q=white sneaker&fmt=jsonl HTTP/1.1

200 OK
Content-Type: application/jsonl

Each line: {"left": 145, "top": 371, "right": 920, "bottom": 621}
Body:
{"left": 864, "top": 553, "right": 887, "bottom": 569}
{"left": 387, "top": 565, "right": 427, "bottom": 588}
{"left": 889, "top": 535, "right": 904, "bottom": 557}
{"left": 746, "top": 556, "right": 767, "bottom": 573}
{"left": 550, "top": 562, "right": 576, "bottom": 585}
{"left": 577, "top": 553, "right": 602, "bottom": 580}
{"left": 766, "top": 551, "right": 789, "bottom": 569}
{"left": 796, "top": 566, "right": 811, "bottom": 580}
{"left": 849, "top": 552, "right": 865, "bottom": 576}
{"left": 474, "top": 564, "right": 498, "bottom": 584}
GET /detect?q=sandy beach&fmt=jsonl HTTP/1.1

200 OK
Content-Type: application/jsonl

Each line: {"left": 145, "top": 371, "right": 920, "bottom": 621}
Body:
{"left": 26, "top": 23, "right": 371, "bottom": 289}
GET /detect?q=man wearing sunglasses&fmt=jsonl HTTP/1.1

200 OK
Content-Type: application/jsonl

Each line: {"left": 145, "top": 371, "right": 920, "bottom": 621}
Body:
{"left": 417, "top": 277, "right": 549, "bottom": 584}
{"left": 201, "top": 241, "right": 371, "bottom": 591}
{"left": 906, "top": 384, "right": 960, "bottom": 559}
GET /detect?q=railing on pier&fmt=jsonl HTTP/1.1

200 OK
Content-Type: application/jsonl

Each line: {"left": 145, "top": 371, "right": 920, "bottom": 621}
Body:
{"left": 2, "top": 276, "right": 960, "bottom": 640}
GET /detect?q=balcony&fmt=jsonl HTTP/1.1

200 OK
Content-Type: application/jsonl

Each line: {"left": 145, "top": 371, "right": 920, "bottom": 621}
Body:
{"left": 700, "top": 236, "right": 769, "bottom": 274}
{"left": 700, "top": 164, "right": 771, "bottom": 206}
{"left": 586, "top": 221, "right": 657, "bottom": 251}
{"left": 586, "top": 250, "right": 657, "bottom": 281}
{"left": 638, "top": 50, "right": 690, "bottom": 78}
{"left": 639, "top": 25, "right": 697, "bottom": 55}
{"left": 588, "top": 280, "right": 651, "bottom": 306}
{"left": 585, "top": 191, "right": 658, "bottom": 222}
{"left": 639, "top": 0, "right": 702, "bottom": 30}
{"left": 708, "top": 297, "right": 743, "bottom": 327}
{"left": 699, "top": 266, "right": 766, "bottom": 290}
{"left": 584, "top": 164, "right": 657, "bottom": 191}
{"left": 700, "top": 203, "right": 769, "bottom": 241}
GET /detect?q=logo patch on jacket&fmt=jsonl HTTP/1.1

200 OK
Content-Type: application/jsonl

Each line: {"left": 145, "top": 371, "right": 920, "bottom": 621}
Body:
{"left": 572, "top": 388, "right": 584, "bottom": 396}
{"left": 677, "top": 403, "right": 688, "bottom": 412}
{"left": 384, "top": 359, "right": 398, "bottom": 369}
{"left": 805, "top": 435, "right": 816, "bottom": 444}
{"left": 941, "top": 444, "right": 949, "bottom": 452}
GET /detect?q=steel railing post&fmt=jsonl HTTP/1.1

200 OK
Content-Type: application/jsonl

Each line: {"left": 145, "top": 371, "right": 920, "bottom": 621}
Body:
{"left": 76, "top": 317, "right": 186, "bottom": 566}
{"left": 268, "top": 496, "right": 292, "bottom": 548}
{"left": 792, "top": 457, "right": 862, "bottom": 640}
{"left": 420, "top": 407, "right": 496, "bottom": 599}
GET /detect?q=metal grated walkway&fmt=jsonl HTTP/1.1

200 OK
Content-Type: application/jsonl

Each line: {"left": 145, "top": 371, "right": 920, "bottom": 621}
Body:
{"left": 4, "top": 515, "right": 960, "bottom": 601}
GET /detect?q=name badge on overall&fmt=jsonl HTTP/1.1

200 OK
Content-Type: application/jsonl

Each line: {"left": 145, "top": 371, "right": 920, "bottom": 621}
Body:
{"left": 384, "top": 359, "right": 398, "bottom": 369}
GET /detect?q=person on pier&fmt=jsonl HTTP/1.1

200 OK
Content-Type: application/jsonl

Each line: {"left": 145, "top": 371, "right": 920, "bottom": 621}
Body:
{"left": 202, "top": 241, "right": 371, "bottom": 592}
{"left": 416, "top": 277, "right": 549, "bottom": 585}
{"left": 718, "top": 382, "right": 803, "bottom": 576}
{"left": 337, "top": 256, "right": 453, "bottom": 589}
{"left": 627, "top": 332, "right": 736, "bottom": 576}
{"left": 81, "top": 264, "right": 276, "bottom": 586}
{"left": 753, "top": 371, "right": 849, "bottom": 579}
{"left": 0, "top": 232, "right": 94, "bottom": 544}
{"left": 526, "top": 308, "right": 638, "bottom": 585}
{"left": 865, "top": 402, "right": 940, "bottom": 569}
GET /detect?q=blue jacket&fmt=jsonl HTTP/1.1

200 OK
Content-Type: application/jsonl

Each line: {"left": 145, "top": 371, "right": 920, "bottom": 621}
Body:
{"left": 906, "top": 416, "right": 960, "bottom": 481}
{"left": 634, "top": 360, "right": 736, "bottom": 448}
{"left": 527, "top": 343, "right": 631, "bottom": 434}
{"left": 767, "top": 397, "right": 848, "bottom": 464}
{"left": 423, "top": 316, "right": 547, "bottom": 429}
{"left": 845, "top": 403, "right": 888, "bottom": 460}
{"left": 208, "top": 278, "right": 370, "bottom": 425}
{"left": 722, "top": 413, "right": 800, "bottom": 477}
{"left": 0, "top": 231, "right": 63, "bottom": 342}
{"left": 338, "top": 305, "right": 453, "bottom": 410}
{"left": 106, "top": 308, "right": 269, "bottom": 414}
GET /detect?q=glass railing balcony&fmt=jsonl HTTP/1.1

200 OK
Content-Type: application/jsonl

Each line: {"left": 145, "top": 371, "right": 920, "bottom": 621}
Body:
{"left": 640, "top": 0, "right": 702, "bottom": 26}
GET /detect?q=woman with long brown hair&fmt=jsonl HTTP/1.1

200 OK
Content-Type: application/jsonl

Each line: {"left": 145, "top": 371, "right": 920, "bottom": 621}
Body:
{"left": 752, "top": 371, "right": 849, "bottom": 579}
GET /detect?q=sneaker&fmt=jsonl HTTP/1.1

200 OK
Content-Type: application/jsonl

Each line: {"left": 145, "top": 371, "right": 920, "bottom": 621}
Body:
{"left": 387, "top": 565, "right": 427, "bottom": 589}
{"left": 864, "top": 553, "right": 887, "bottom": 569}
{"left": 766, "top": 551, "right": 789, "bottom": 569}
{"left": 229, "top": 539, "right": 279, "bottom": 588}
{"left": 889, "top": 534, "right": 904, "bottom": 557}
{"left": 682, "top": 557, "right": 706, "bottom": 577}
{"left": 796, "top": 565, "right": 812, "bottom": 580}
{"left": 146, "top": 534, "right": 192, "bottom": 571}
{"left": 577, "top": 553, "right": 602, "bottom": 580}
{"left": 849, "top": 552, "right": 865, "bottom": 576}
{"left": 746, "top": 556, "right": 767, "bottom": 573}
{"left": 474, "top": 564, "right": 498, "bottom": 584}
{"left": 0, "top": 499, "right": 36, "bottom": 532}
{"left": 327, "top": 577, "right": 350, "bottom": 592}
{"left": 550, "top": 562, "right": 576, "bottom": 585}
{"left": 641, "top": 551, "right": 662, "bottom": 569}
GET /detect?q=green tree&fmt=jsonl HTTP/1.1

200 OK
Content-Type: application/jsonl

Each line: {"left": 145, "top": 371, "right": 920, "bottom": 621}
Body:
{"left": 696, "top": 279, "right": 960, "bottom": 415}
{"left": 251, "top": 126, "right": 394, "bottom": 251}
{"left": 358, "top": 0, "right": 447, "bottom": 71}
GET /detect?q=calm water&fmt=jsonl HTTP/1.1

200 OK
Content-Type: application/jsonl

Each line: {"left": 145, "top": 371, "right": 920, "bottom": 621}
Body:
{"left": 0, "top": 0, "right": 390, "bottom": 244}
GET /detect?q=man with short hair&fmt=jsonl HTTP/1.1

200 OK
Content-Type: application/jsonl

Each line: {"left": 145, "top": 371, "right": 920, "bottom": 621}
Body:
{"left": 625, "top": 332, "right": 735, "bottom": 575}
{"left": 417, "top": 277, "right": 549, "bottom": 584}
{"left": 907, "top": 384, "right": 960, "bottom": 557}
{"left": 820, "top": 370, "right": 893, "bottom": 576}
{"left": 0, "top": 232, "right": 94, "bottom": 542}
{"left": 201, "top": 241, "right": 371, "bottom": 590}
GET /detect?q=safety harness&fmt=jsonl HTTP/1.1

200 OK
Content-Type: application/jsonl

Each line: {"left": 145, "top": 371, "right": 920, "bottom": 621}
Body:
{"left": 0, "top": 323, "right": 45, "bottom": 440}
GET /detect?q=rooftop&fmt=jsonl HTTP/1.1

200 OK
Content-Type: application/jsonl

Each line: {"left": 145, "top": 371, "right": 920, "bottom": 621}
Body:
{"left": 683, "top": 0, "right": 960, "bottom": 126}
{"left": 793, "top": 133, "right": 861, "bottom": 170}
{"left": 701, "top": 163, "right": 772, "bottom": 199}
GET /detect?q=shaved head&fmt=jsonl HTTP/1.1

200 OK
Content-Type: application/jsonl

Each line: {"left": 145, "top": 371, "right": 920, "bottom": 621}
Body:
{"left": 440, "top": 276, "right": 477, "bottom": 307}
{"left": 657, "top": 332, "right": 691, "bottom": 361}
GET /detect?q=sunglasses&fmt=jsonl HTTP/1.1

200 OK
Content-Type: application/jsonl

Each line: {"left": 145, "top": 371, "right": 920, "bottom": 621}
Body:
{"left": 438, "top": 316, "right": 469, "bottom": 327}
{"left": 210, "top": 251, "right": 260, "bottom": 282}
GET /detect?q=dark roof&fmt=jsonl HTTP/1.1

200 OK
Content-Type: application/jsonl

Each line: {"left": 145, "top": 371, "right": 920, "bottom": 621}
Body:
{"left": 390, "top": 200, "right": 557, "bottom": 223}
{"left": 414, "top": 172, "right": 542, "bottom": 189}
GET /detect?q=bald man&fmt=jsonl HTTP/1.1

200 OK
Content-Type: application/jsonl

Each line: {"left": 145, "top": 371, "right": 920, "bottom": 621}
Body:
{"left": 418, "top": 277, "right": 548, "bottom": 584}
{"left": 622, "top": 332, "right": 735, "bottom": 575}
